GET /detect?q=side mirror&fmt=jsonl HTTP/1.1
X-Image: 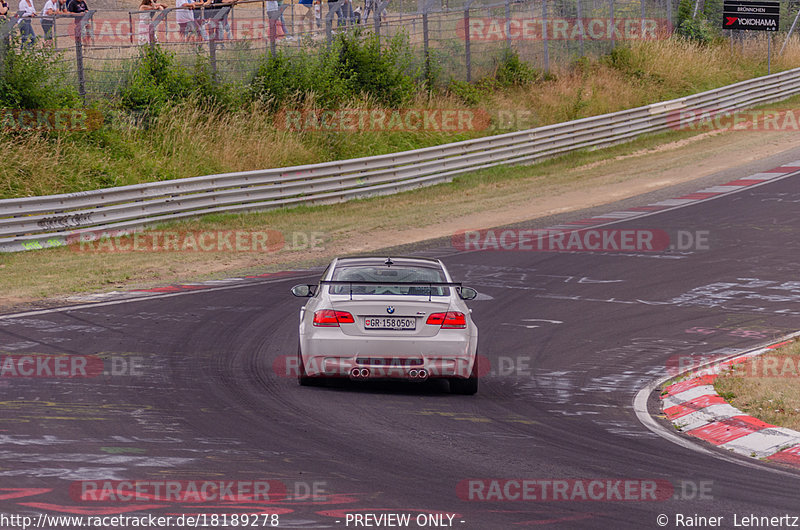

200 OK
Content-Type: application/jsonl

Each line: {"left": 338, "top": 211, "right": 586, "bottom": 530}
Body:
{"left": 459, "top": 287, "right": 478, "bottom": 300}
{"left": 291, "top": 284, "right": 315, "bottom": 297}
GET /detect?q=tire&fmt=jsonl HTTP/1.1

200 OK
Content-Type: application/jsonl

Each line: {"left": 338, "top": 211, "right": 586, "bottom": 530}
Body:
{"left": 297, "top": 343, "right": 318, "bottom": 386}
{"left": 450, "top": 357, "right": 478, "bottom": 395}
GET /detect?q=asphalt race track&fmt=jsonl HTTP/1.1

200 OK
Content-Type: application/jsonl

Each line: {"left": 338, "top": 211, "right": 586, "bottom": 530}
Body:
{"left": 2, "top": 150, "right": 800, "bottom": 529}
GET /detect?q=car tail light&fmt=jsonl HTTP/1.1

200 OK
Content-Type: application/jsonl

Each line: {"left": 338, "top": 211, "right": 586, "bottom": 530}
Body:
{"left": 313, "top": 309, "right": 355, "bottom": 327}
{"left": 426, "top": 311, "right": 467, "bottom": 329}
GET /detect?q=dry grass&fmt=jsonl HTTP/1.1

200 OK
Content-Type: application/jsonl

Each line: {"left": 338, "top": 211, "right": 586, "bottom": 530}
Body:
{"left": 715, "top": 338, "right": 800, "bottom": 431}
{"left": 4, "top": 36, "right": 800, "bottom": 198}
{"left": 2, "top": 106, "right": 799, "bottom": 309}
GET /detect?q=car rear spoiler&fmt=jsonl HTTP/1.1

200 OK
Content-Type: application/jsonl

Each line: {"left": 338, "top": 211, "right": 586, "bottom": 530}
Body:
{"left": 319, "top": 280, "right": 463, "bottom": 302}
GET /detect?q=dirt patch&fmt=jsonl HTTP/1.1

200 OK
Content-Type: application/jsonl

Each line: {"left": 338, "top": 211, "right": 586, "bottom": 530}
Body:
{"left": 2, "top": 127, "right": 799, "bottom": 313}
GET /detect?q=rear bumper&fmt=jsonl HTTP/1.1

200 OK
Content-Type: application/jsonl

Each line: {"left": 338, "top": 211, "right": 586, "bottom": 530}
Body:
{"left": 300, "top": 331, "right": 476, "bottom": 379}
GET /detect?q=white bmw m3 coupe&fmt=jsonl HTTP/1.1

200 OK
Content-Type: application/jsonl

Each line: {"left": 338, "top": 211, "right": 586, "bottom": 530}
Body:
{"left": 291, "top": 256, "right": 479, "bottom": 394}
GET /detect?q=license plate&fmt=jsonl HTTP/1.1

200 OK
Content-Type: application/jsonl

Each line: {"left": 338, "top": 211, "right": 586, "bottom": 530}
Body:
{"left": 364, "top": 317, "right": 416, "bottom": 330}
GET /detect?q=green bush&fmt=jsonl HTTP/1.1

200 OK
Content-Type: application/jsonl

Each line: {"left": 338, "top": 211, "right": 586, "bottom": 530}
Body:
{"left": 494, "top": 47, "right": 538, "bottom": 87}
{"left": 250, "top": 30, "right": 417, "bottom": 109}
{"left": 120, "top": 46, "right": 242, "bottom": 116}
{"left": 120, "top": 46, "right": 194, "bottom": 115}
{"left": 676, "top": 17, "right": 716, "bottom": 44}
{"left": 0, "top": 37, "right": 79, "bottom": 109}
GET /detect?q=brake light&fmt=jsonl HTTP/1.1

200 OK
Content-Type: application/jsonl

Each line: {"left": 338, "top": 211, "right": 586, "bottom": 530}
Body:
{"left": 426, "top": 311, "right": 467, "bottom": 329}
{"left": 313, "top": 309, "right": 355, "bottom": 327}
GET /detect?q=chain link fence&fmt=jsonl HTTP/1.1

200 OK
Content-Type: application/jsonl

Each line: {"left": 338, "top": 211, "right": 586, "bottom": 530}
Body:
{"left": 1, "top": 0, "right": 783, "bottom": 101}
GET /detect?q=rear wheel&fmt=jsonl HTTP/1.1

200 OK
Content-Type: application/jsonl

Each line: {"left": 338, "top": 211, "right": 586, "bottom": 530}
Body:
{"left": 297, "top": 343, "right": 318, "bottom": 386}
{"left": 449, "top": 357, "right": 478, "bottom": 395}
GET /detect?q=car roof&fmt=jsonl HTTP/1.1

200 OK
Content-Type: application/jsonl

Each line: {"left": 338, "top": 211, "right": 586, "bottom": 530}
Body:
{"left": 333, "top": 256, "right": 444, "bottom": 268}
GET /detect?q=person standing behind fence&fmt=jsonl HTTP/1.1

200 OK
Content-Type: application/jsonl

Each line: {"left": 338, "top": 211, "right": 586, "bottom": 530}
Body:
{"left": 66, "top": 0, "right": 89, "bottom": 43}
{"left": 176, "top": 0, "right": 198, "bottom": 40}
{"left": 0, "top": 0, "right": 9, "bottom": 21}
{"left": 297, "top": 0, "right": 314, "bottom": 35}
{"left": 207, "top": 0, "right": 233, "bottom": 41}
{"left": 40, "top": 0, "right": 56, "bottom": 41}
{"left": 266, "top": 0, "right": 285, "bottom": 40}
{"left": 18, "top": 0, "right": 37, "bottom": 45}
{"left": 137, "top": 0, "right": 163, "bottom": 44}
{"left": 192, "top": 0, "right": 210, "bottom": 40}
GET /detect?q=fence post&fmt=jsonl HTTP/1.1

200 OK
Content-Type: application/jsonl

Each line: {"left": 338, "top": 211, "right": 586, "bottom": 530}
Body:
{"left": 464, "top": 0, "right": 475, "bottom": 82}
{"left": 609, "top": 0, "right": 615, "bottom": 51}
{"left": 504, "top": 0, "right": 510, "bottom": 50}
{"left": 74, "top": 11, "right": 94, "bottom": 103}
{"left": 640, "top": 0, "right": 646, "bottom": 38}
{"left": 780, "top": 5, "right": 800, "bottom": 54}
{"left": 542, "top": 0, "right": 549, "bottom": 72}
{"left": 576, "top": 0, "right": 584, "bottom": 56}
{"left": 422, "top": 1, "right": 429, "bottom": 80}
{"left": 666, "top": 0, "right": 672, "bottom": 30}
{"left": 209, "top": 29, "right": 217, "bottom": 81}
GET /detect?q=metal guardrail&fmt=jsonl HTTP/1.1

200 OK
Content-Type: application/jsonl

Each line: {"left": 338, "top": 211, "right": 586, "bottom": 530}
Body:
{"left": 3, "top": 66, "right": 800, "bottom": 252}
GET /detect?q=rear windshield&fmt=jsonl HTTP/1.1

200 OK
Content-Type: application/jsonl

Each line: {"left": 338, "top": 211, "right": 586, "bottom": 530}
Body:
{"left": 329, "top": 265, "right": 449, "bottom": 296}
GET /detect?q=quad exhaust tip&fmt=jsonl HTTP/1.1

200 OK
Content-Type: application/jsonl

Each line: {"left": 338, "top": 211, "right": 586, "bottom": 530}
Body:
{"left": 351, "top": 368, "right": 370, "bottom": 378}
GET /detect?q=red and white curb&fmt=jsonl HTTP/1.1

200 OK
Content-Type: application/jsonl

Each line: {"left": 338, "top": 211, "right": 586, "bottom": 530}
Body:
{"left": 661, "top": 333, "right": 800, "bottom": 467}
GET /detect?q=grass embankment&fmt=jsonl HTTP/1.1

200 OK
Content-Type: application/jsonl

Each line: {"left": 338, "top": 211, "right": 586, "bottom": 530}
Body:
{"left": 2, "top": 35, "right": 800, "bottom": 198}
{"left": 715, "top": 338, "right": 800, "bottom": 431}
{"left": 2, "top": 100, "right": 800, "bottom": 308}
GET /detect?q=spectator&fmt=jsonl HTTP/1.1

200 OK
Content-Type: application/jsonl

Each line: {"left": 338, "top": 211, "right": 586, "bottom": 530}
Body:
{"left": 0, "top": 0, "right": 9, "bottom": 21}
{"left": 297, "top": 0, "right": 313, "bottom": 35}
{"left": 18, "top": 0, "right": 37, "bottom": 46}
{"left": 276, "top": 0, "right": 291, "bottom": 37}
{"left": 328, "top": 0, "right": 352, "bottom": 28}
{"left": 66, "top": 0, "right": 90, "bottom": 43}
{"left": 40, "top": 0, "right": 56, "bottom": 41}
{"left": 175, "top": 0, "right": 198, "bottom": 40}
{"left": 56, "top": 0, "right": 68, "bottom": 13}
{"left": 137, "top": 0, "right": 163, "bottom": 44}
{"left": 266, "top": 0, "right": 285, "bottom": 41}
{"left": 207, "top": 0, "right": 233, "bottom": 41}
{"left": 192, "top": 0, "right": 209, "bottom": 41}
